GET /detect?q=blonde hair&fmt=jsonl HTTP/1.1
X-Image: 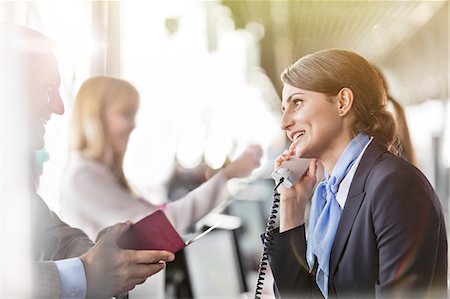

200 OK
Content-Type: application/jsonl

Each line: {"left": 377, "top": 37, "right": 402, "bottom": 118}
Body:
{"left": 72, "top": 76, "right": 139, "bottom": 192}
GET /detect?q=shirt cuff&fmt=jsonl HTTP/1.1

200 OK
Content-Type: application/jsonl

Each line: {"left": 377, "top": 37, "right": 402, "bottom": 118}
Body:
{"left": 55, "top": 257, "right": 87, "bottom": 299}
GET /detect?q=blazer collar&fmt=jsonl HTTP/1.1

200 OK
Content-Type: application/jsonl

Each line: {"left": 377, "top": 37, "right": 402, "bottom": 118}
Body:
{"left": 328, "top": 141, "right": 387, "bottom": 280}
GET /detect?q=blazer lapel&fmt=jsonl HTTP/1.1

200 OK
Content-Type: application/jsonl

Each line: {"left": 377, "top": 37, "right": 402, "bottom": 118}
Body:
{"left": 329, "top": 141, "right": 386, "bottom": 278}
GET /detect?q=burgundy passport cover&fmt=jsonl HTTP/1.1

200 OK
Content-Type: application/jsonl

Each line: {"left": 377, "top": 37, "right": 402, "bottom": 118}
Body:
{"left": 117, "top": 210, "right": 187, "bottom": 253}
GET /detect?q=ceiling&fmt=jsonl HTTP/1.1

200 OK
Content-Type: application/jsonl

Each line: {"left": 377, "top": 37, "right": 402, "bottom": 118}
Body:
{"left": 222, "top": 0, "right": 448, "bottom": 104}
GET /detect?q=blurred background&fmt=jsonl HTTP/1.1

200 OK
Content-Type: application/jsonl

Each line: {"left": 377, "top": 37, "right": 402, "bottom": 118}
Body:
{"left": 1, "top": 1, "right": 448, "bottom": 298}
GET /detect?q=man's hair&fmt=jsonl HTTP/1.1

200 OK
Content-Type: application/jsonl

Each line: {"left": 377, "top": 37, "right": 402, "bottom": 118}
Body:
{"left": 1, "top": 24, "right": 55, "bottom": 90}
{"left": 1, "top": 23, "right": 54, "bottom": 55}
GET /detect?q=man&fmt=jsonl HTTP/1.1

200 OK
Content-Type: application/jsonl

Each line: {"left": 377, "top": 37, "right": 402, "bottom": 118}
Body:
{"left": 2, "top": 24, "right": 175, "bottom": 298}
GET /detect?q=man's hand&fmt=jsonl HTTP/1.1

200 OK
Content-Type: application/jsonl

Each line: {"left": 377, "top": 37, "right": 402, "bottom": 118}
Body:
{"left": 80, "top": 222, "right": 175, "bottom": 297}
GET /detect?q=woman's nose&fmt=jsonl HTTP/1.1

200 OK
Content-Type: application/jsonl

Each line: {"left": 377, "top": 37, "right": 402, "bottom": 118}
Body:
{"left": 280, "top": 112, "right": 293, "bottom": 131}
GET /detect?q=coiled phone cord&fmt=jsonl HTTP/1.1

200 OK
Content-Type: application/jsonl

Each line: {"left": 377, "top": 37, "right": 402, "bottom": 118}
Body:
{"left": 254, "top": 177, "right": 284, "bottom": 299}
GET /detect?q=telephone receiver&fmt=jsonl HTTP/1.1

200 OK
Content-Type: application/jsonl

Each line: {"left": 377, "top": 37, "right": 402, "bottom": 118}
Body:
{"left": 254, "top": 156, "right": 310, "bottom": 297}
{"left": 271, "top": 156, "right": 312, "bottom": 188}
{"left": 255, "top": 156, "right": 312, "bottom": 298}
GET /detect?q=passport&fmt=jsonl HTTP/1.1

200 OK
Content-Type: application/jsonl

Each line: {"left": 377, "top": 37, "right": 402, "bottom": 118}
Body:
{"left": 117, "top": 209, "right": 187, "bottom": 253}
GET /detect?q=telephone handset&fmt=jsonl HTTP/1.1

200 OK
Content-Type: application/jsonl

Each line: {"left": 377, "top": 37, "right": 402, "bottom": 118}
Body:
{"left": 271, "top": 156, "right": 312, "bottom": 188}
{"left": 254, "top": 157, "right": 311, "bottom": 298}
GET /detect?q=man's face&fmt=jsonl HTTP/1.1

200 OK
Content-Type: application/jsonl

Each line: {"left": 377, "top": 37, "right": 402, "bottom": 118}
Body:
{"left": 28, "top": 52, "right": 64, "bottom": 149}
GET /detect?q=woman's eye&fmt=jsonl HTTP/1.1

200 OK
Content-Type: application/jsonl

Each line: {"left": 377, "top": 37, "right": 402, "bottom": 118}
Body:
{"left": 293, "top": 99, "right": 303, "bottom": 107}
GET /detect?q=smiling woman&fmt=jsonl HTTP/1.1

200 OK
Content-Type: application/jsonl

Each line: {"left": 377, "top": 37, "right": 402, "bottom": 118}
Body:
{"left": 280, "top": 86, "right": 352, "bottom": 164}
{"left": 281, "top": 53, "right": 398, "bottom": 171}
{"left": 70, "top": 76, "right": 139, "bottom": 192}
{"left": 267, "top": 49, "right": 448, "bottom": 299}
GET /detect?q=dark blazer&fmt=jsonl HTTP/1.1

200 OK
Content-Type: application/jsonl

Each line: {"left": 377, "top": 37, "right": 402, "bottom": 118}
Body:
{"left": 268, "top": 141, "right": 448, "bottom": 298}
{"left": 31, "top": 191, "right": 94, "bottom": 298}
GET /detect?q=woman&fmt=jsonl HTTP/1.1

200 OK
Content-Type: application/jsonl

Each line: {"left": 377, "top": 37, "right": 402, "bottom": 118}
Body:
{"left": 60, "top": 76, "right": 262, "bottom": 241}
{"left": 268, "top": 49, "right": 447, "bottom": 298}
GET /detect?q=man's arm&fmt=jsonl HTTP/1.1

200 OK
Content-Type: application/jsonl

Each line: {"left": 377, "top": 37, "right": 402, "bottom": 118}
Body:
{"left": 32, "top": 261, "right": 62, "bottom": 299}
{"left": 31, "top": 194, "right": 175, "bottom": 298}
{"left": 31, "top": 193, "right": 93, "bottom": 261}
{"left": 31, "top": 193, "right": 93, "bottom": 298}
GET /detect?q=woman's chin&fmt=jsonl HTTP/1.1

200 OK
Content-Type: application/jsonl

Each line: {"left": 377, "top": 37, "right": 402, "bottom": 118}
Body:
{"left": 296, "top": 149, "right": 317, "bottom": 160}
{"left": 295, "top": 146, "right": 306, "bottom": 158}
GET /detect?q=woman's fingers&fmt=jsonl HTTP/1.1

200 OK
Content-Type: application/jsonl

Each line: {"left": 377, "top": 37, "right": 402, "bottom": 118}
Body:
{"left": 275, "top": 149, "right": 296, "bottom": 168}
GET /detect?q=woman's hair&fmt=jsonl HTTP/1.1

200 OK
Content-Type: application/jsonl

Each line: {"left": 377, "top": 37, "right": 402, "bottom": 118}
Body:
{"left": 387, "top": 98, "right": 417, "bottom": 165}
{"left": 281, "top": 49, "right": 399, "bottom": 154}
{"left": 71, "top": 76, "right": 139, "bottom": 191}
{"left": 371, "top": 64, "right": 417, "bottom": 165}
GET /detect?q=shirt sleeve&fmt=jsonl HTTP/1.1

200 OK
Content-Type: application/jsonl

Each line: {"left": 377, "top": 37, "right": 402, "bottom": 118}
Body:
{"left": 54, "top": 258, "right": 87, "bottom": 299}
{"left": 164, "top": 171, "right": 231, "bottom": 233}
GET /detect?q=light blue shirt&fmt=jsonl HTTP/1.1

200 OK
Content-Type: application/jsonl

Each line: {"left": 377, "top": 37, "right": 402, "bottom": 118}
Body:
{"left": 55, "top": 257, "right": 87, "bottom": 299}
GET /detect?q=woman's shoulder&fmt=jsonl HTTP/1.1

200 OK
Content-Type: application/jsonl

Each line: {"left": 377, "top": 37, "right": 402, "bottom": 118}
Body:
{"left": 366, "top": 151, "right": 437, "bottom": 200}
{"left": 62, "top": 152, "right": 129, "bottom": 201}
{"left": 372, "top": 151, "right": 424, "bottom": 180}
{"left": 64, "top": 152, "right": 117, "bottom": 185}
{"left": 67, "top": 152, "right": 110, "bottom": 174}
{"left": 359, "top": 141, "right": 424, "bottom": 181}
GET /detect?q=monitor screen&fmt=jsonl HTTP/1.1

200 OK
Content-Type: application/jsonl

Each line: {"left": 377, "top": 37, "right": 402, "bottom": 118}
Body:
{"left": 184, "top": 229, "right": 244, "bottom": 297}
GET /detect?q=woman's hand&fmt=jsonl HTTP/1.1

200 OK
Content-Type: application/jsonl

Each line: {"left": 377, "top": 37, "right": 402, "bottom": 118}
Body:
{"left": 222, "top": 144, "right": 263, "bottom": 180}
{"left": 275, "top": 146, "right": 318, "bottom": 232}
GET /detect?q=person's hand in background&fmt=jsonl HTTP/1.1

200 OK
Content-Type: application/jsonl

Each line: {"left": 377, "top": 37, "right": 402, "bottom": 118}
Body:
{"left": 222, "top": 144, "right": 263, "bottom": 179}
{"left": 80, "top": 222, "right": 175, "bottom": 297}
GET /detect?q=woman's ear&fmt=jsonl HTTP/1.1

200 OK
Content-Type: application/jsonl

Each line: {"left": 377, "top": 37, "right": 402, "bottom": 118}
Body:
{"left": 337, "top": 88, "right": 354, "bottom": 116}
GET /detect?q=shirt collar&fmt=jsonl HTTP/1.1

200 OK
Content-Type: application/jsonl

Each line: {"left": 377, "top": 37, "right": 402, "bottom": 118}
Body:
{"left": 335, "top": 137, "right": 373, "bottom": 209}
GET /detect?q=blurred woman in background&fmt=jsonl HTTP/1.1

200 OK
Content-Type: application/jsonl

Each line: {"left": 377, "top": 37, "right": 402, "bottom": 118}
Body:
{"left": 372, "top": 64, "right": 417, "bottom": 166}
{"left": 60, "top": 76, "right": 262, "bottom": 241}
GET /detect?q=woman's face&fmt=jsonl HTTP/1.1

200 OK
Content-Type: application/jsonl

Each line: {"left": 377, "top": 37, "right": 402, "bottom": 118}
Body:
{"left": 280, "top": 83, "right": 347, "bottom": 161}
{"left": 104, "top": 100, "right": 137, "bottom": 156}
